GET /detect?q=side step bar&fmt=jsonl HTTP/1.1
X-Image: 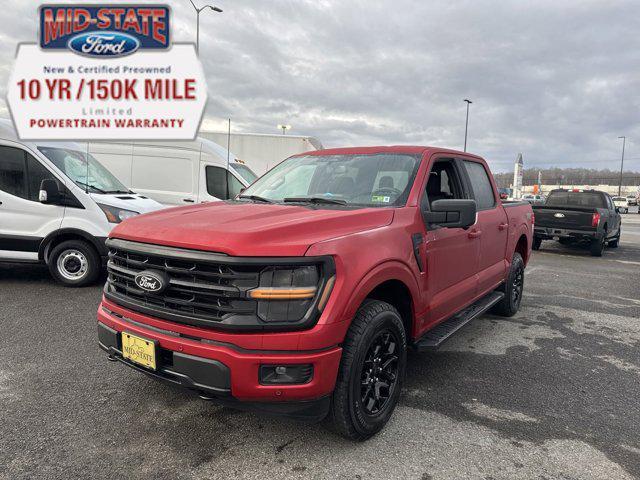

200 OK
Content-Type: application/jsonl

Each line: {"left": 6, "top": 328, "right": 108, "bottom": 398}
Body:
{"left": 413, "top": 291, "right": 505, "bottom": 351}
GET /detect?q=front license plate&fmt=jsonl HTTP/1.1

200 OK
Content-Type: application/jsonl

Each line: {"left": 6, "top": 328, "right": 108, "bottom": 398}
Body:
{"left": 121, "top": 332, "right": 157, "bottom": 370}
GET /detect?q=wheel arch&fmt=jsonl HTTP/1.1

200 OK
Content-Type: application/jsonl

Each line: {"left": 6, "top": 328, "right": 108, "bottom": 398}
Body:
{"left": 40, "top": 228, "right": 107, "bottom": 263}
{"left": 343, "top": 261, "right": 419, "bottom": 341}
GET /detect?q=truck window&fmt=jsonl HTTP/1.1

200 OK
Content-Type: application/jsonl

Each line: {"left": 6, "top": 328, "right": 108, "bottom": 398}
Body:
{"left": 546, "top": 191, "right": 606, "bottom": 208}
{"left": 206, "top": 166, "right": 244, "bottom": 199}
{"left": 425, "top": 160, "right": 465, "bottom": 208}
{"left": 463, "top": 160, "right": 496, "bottom": 209}
{"left": 0, "top": 146, "right": 27, "bottom": 198}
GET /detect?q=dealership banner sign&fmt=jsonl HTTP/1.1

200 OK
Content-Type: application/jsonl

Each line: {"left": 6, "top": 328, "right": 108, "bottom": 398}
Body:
{"left": 7, "top": 4, "right": 207, "bottom": 140}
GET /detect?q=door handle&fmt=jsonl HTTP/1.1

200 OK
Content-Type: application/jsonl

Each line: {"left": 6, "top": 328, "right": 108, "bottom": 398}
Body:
{"left": 183, "top": 198, "right": 195, "bottom": 203}
{"left": 468, "top": 230, "right": 482, "bottom": 239}
{"left": 498, "top": 223, "right": 508, "bottom": 231}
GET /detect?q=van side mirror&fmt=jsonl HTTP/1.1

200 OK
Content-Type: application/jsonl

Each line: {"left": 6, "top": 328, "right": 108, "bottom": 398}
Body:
{"left": 423, "top": 199, "right": 477, "bottom": 228}
{"left": 39, "top": 179, "right": 62, "bottom": 204}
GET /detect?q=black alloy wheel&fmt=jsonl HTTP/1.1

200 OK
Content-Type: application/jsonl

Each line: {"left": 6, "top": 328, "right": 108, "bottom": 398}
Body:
{"left": 360, "top": 330, "right": 400, "bottom": 416}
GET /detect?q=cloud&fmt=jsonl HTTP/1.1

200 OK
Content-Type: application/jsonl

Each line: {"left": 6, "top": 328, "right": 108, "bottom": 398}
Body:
{"left": 1, "top": 0, "right": 639, "bottom": 172}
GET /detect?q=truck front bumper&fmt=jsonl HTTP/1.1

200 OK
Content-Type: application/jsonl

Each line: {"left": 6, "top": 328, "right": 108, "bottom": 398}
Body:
{"left": 534, "top": 227, "right": 602, "bottom": 242}
{"left": 97, "top": 304, "right": 342, "bottom": 421}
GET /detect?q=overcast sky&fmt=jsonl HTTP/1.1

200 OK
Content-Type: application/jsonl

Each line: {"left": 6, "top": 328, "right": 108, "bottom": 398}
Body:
{"left": 1, "top": 0, "right": 639, "bottom": 172}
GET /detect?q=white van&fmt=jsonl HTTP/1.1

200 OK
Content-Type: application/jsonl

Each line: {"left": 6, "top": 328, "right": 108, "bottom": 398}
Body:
{"left": 88, "top": 138, "right": 258, "bottom": 206}
{"left": 0, "top": 119, "right": 163, "bottom": 286}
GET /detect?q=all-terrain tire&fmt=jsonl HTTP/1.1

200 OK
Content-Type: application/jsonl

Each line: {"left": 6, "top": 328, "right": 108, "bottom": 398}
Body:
{"left": 326, "top": 300, "right": 407, "bottom": 441}
{"left": 590, "top": 236, "right": 605, "bottom": 257}
{"left": 492, "top": 252, "right": 525, "bottom": 317}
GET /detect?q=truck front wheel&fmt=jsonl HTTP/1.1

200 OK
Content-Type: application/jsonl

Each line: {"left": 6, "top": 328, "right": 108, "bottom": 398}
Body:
{"left": 493, "top": 252, "right": 525, "bottom": 317}
{"left": 327, "top": 300, "right": 407, "bottom": 441}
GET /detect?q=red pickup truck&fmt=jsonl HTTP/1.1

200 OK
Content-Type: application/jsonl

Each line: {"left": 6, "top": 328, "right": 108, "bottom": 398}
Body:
{"left": 97, "top": 146, "right": 533, "bottom": 440}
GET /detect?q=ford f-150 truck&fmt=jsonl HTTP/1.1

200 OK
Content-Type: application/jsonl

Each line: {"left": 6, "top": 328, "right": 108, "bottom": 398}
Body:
{"left": 97, "top": 146, "right": 533, "bottom": 440}
{"left": 532, "top": 189, "right": 621, "bottom": 256}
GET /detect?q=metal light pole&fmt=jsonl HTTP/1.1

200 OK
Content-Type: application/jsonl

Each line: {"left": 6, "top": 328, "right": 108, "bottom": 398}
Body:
{"left": 277, "top": 124, "right": 291, "bottom": 135}
{"left": 618, "top": 136, "right": 626, "bottom": 196}
{"left": 463, "top": 99, "right": 472, "bottom": 152}
{"left": 189, "top": 0, "right": 223, "bottom": 55}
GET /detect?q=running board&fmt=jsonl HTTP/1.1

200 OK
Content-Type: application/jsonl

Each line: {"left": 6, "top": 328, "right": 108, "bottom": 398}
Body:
{"left": 413, "top": 291, "right": 505, "bottom": 351}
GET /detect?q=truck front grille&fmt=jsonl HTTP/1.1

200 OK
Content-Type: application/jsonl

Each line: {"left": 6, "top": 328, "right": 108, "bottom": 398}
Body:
{"left": 105, "top": 239, "right": 262, "bottom": 329}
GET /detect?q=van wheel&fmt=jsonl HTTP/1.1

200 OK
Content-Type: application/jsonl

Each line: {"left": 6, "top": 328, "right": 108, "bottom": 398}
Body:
{"left": 532, "top": 237, "right": 542, "bottom": 250}
{"left": 493, "top": 252, "right": 524, "bottom": 317}
{"left": 327, "top": 300, "right": 406, "bottom": 441}
{"left": 48, "top": 240, "right": 101, "bottom": 287}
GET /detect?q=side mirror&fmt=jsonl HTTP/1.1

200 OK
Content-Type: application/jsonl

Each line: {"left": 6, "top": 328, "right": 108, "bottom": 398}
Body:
{"left": 615, "top": 207, "right": 620, "bottom": 213}
{"left": 39, "top": 179, "right": 62, "bottom": 205}
{"left": 423, "top": 199, "right": 477, "bottom": 228}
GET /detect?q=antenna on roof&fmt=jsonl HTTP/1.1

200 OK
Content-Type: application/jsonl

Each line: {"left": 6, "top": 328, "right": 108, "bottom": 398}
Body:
{"left": 85, "top": 141, "right": 89, "bottom": 194}
{"left": 226, "top": 118, "right": 231, "bottom": 169}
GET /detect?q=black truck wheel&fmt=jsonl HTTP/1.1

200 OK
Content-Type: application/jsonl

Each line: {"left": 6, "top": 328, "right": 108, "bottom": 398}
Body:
{"left": 493, "top": 252, "right": 525, "bottom": 317}
{"left": 327, "top": 300, "right": 406, "bottom": 441}
{"left": 532, "top": 237, "right": 542, "bottom": 251}
{"left": 590, "top": 235, "right": 605, "bottom": 257}
{"left": 48, "top": 239, "right": 101, "bottom": 287}
{"left": 608, "top": 227, "right": 620, "bottom": 248}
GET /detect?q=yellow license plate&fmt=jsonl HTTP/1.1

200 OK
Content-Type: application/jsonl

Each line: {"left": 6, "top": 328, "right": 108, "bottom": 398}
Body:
{"left": 121, "top": 332, "right": 156, "bottom": 370}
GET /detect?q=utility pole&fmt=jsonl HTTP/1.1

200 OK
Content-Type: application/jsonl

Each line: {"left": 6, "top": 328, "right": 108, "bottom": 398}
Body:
{"left": 189, "top": 0, "right": 223, "bottom": 55}
{"left": 618, "top": 136, "right": 626, "bottom": 196}
{"left": 463, "top": 99, "right": 472, "bottom": 152}
{"left": 277, "top": 124, "right": 291, "bottom": 135}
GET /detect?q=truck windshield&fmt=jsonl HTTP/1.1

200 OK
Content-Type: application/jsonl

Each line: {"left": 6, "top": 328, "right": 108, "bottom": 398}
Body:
{"left": 38, "top": 147, "right": 129, "bottom": 194}
{"left": 239, "top": 153, "right": 420, "bottom": 207}
{"left": 546, "top": 191, "right": 606, "bottom": 208}
{"left": 231, "top": 163, "right": 258, "bottom": 184}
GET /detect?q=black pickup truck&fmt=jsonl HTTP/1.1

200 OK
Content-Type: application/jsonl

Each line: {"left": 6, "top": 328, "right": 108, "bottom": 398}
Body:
{"left": 532, "top": 189, "right": 621, "bottom": 256}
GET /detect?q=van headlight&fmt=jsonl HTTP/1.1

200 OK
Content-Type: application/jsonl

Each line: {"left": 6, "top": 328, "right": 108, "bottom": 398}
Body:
{"left": 97, "top": 203, "right": 139, "bottom": 223}
{"left": 248, "top": 266, "right": 334, "bottom": 323}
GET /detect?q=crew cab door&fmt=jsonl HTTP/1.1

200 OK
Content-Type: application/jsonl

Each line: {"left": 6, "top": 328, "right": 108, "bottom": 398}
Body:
{"left": 460, "top": 159, "right": 508, "bottom": 295}
{"left": 420, "top": 158, "right": 480, "bottom": 327}
{"left": 0, "top": 144, "right": 65, "bottom": 261}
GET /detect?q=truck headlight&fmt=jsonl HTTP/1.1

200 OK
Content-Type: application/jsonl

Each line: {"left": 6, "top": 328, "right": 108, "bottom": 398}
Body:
{"left": 97, "top": 203, "right": 139, "bottom": 223}
{"left": 249, "top": 266, "right": 330, "bottom": 323}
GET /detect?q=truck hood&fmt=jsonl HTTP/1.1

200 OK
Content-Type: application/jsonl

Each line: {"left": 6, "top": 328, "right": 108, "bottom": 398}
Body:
{"left": 110, "top": 202, "right": 394, "bottom": 256}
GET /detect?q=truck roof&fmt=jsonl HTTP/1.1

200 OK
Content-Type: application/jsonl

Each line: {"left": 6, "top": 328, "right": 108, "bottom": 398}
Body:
{"left": 294, "top": 145, "right": 484, "bottom": 159}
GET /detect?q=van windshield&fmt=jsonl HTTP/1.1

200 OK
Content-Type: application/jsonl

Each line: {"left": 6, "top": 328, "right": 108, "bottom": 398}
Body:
{"left": 38, "top": 147, "right": 129, "bottom": 194}
{"left": 231, "top": 163, "right": 258, "bottom": 184}
{"left": 240, "top": 153, "right": 420, "bottom": 207}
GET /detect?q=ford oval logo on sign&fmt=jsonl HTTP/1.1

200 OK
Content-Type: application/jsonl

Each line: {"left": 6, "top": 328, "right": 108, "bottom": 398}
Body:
{"left": 68, "top": 31, "right": 140, "bottom": 58}
{"left": 134, "top": 270, "right": 167, "bottom": 293}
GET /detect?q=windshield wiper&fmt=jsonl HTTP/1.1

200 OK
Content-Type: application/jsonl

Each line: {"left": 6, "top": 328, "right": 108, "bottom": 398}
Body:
{"left": 75, "top": 181, "right": 106, "bottom": 194}
{"left": 237, "top": 194, "right": 274, "bottom": 203}
{"left": 103, "top": 190, "right": 132, "bottom": 194}
{"left": 283, "top": 196, "right": 347, "bottom": 205}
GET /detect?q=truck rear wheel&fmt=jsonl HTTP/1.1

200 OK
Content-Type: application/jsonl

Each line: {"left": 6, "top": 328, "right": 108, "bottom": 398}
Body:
{"left": 590, "top": 236, "right": 605, "bottom": 257}
{"left": 48, "top": 240, "right": 101, "bottom": 287}
{"left": 532, "top": 237, "right": 542, "bottom": 250}
{"left": 492, "top": 252, "right": 524, "bottom": 317}
{"left": 327, "top": 300, "right": 406, "bottom": 441}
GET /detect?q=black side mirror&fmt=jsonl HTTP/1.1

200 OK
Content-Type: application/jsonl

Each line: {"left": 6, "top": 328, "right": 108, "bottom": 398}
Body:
{"left": 39, "top": 179, "right": 62, "bottom": 204}
{"left": 423, "top": 199, "right": 477, "bottom": 228}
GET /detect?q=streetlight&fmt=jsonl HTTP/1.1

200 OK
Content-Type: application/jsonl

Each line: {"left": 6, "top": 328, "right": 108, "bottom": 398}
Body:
{"left": 463, "top": 99, "right": 472, "bottom": 152}
{"left": 618, "top": 136, "right": 626, "bottom": 196}
{"left": 277, "top": 124, "right": 291, "bottom": 135}
{"left": 189, "top": 0, "right": 223, "bottom": 55}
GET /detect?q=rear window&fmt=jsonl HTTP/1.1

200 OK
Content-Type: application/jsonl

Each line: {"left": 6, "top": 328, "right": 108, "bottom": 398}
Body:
{"left": 546, "top": 192, "right": 606, "bottom": 208}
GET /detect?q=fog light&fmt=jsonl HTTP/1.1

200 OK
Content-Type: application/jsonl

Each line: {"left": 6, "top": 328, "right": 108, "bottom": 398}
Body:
{"left": 259, "top": 364, "right": 313, "bottom": 385}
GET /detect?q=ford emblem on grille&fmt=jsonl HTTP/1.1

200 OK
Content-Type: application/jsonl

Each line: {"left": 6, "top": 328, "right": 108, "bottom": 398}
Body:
{"left": 134, "top": 270, "right": 167, "bottom": 293}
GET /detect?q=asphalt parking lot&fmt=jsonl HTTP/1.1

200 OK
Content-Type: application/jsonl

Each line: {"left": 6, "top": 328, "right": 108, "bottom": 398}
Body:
{"left": 1, "top": 212, "right": 639, "bottom": 480}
